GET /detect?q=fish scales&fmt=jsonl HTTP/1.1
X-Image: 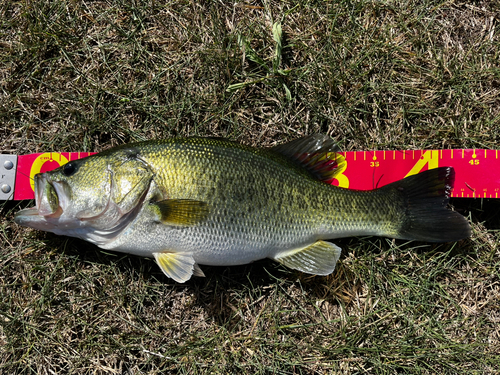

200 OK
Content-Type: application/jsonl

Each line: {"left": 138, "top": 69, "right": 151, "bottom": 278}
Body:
{"left": 125, "top": 139, "right": 392, "bottom": 252}
{"left": 15, "top": 135, "right": 471, "bottom": 282}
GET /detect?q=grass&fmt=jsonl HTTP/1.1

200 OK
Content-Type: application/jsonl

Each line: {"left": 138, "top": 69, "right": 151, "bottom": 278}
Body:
{"left": 1, "top": 0, "right": 500, "bottom": 373}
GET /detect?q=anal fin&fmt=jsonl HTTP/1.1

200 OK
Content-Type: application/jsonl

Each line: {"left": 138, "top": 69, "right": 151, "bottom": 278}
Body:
{"left": 193, "top": 263, "right": 206, "bottom": 278}
{"left": 153, "top": 252, "right": 203, "bottom": 283}
{"left": 274, "top": 241, "right": 341, "bottom": 276}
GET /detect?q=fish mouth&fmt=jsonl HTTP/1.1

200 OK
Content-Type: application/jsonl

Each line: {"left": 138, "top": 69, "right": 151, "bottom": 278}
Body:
{"left": 14, "top": 174, "right": 66, "bottom": 227}
{"left": 36, "top": 175, "right": 64, "bottom": 218}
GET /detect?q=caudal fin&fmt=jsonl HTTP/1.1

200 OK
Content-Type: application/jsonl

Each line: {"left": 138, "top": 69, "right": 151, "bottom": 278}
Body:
{"left": 383, "top": 167, "right": 470, "bottom": 242}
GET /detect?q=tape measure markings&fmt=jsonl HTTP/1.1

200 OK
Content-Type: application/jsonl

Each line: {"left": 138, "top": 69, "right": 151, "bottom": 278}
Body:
{"left": 3, "top": 149, "right": 499, "bottom": 200}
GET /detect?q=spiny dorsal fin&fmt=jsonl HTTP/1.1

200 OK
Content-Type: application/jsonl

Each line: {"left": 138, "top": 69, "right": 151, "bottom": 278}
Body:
{"left": 151, "top": 199, "right": 209, "bottom": 226}
{"left": 274, "top": 240, "right": 341, "bottom": 276}
{"left": 271, "top": 134, "right": 346, "bottom": 183}
{"left": 153, "top": 252, "right": 203, "bottom": 283}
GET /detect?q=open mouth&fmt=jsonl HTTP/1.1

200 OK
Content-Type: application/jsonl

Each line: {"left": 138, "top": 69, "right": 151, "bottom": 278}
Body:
{"left": 35, "top": 174, "right": 64, "bottom": 218}
{"left": 14, "top": 174, "right": 64, "bottom": 227}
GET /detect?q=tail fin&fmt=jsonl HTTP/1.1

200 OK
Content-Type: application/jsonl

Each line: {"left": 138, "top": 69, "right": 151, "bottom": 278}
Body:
{"left": 383, "top": 167, "right": 470, "bottom": 242}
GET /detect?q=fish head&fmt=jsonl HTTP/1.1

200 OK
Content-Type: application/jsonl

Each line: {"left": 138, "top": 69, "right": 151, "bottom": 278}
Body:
{"left": 15, "top": 149, "right": 154, "bottom": 244}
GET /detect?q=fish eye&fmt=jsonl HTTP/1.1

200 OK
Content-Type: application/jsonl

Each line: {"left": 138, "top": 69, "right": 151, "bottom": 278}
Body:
{"left": 62, "top": 162, "right": 77, "bottom": 176}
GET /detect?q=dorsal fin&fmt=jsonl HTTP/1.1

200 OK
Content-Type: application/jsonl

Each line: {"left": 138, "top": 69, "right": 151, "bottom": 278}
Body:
{"left": 271, "top": 134, "right": 346, "bottom": 183}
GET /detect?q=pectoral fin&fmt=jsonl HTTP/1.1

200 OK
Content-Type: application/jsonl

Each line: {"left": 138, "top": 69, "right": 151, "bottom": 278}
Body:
{"left": 274, "top": 241, "right": 341, "bottom": 276}
{"left": 152, "top": 199, "right": 209, "bottom": 226}
{"left": 153, "top": 252, "right": 204, "bottom": 283}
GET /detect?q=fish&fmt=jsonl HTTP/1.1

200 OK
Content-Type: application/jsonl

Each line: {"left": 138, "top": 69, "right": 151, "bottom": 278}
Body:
{"left": 14, "top": 135, "right": 471, "bottom": 282}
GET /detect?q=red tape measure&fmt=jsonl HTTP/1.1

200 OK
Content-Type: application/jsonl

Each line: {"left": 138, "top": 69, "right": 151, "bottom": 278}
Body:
{"left": 1, "top": 149, "right": 498, "bottom": 200}
{"left": 334, "top": 149, "right": 498, "bottom": 198}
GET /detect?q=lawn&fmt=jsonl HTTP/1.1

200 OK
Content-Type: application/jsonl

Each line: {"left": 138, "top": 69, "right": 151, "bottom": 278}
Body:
{"left": 1, "top": 1, "right": 499, "bottom": 373}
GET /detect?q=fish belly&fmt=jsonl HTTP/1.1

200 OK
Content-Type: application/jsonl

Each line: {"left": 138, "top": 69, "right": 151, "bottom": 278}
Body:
{"left": 102, "top": 215, "right": 317, "bottom": 267}
{"left": 98, "top": 191, "right": 321, "bottom": 266}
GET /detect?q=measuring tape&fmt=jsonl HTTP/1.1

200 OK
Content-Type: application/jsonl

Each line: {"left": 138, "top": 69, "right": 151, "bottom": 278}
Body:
{"left": 1, "top": 149, "right": 498, "bottom": 200}
{"left": 333, "top": 149, "right": 499, "bottom": 198}
{"left": 1, "top": 152, "right": 95, "bottom": 200}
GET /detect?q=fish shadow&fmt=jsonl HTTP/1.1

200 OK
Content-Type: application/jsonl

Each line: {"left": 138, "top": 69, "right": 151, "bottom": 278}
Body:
{"left": 5, "top": 197, "right": 493, "bottom": 330}
{"left": 454, "top": 197, "right": 500, "bottom": 230}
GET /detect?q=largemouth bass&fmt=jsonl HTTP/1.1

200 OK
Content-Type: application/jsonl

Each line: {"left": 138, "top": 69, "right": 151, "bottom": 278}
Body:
{"left": 15, "top": 135, "right": 470, "bottom": 282}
